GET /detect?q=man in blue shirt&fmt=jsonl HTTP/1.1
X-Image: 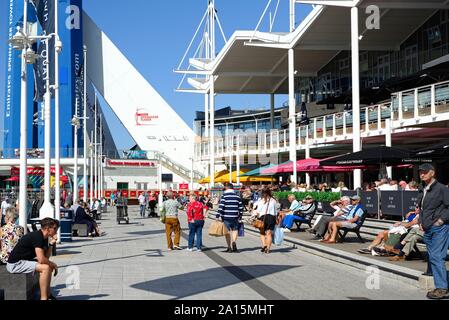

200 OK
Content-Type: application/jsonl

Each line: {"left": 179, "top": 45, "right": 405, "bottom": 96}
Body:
{"left": 321, "top": 195, "right": 365, "bottom": 244}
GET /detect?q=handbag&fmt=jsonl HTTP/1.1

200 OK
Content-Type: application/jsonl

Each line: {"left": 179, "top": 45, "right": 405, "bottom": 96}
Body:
{"left": 252, "top": 198, "right": 270, "bottom": 231}
{"left": 238, "top": 223, "right": 245, "bottom": 237}
{"left": 208, "top": 220, "right": 228, "bottom": 237}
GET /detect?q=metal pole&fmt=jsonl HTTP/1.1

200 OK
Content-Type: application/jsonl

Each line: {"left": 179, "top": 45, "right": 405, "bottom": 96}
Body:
{"left": 190, "top": 157, "right": 194, "bottom": 192}
{"left": 209, "top": 77, "right": 215, "bottom": 190}
{"left": 158, "top": 156, "right": 163, "bottom": 207}
{"left": 54, "top": 0, "right": 61, "bottom": 226}
{"left": 99, "top": 116, "right": 103, "bottom": 198}
{"left": 90, "top": 130, "right": 93, "bottom": 204}
{"left": 270, "top": 94, "right": 275, "bottom": 130}
{"left": 306, "top": 126, "right": 311, "bottom": 187}
{"left": 83, "top": 45, "right": 88, "bottom": 202}
{"left": 19, "top": 0, "right": 29, "bottom": 232}
{"left": 204, "top": 93, "right": 209, "bottom": 138}
{"left": 236, "top": 135, "right": 241, "bottom": 185}
{"left": 73, "top": 108, "right": 78, "bottom": 204}
{"left": 94, "top": 94, "right": 98, "bottom": 199}
{"left": 386, "top": 119, "right": 392, "bottom": 179}
{"left": 229, "top": 136, "right": 233, "bottom": 184}
{"left": 290, "top": 0, "right": 296, "bottom": 32}
{"left": 40, "top": 38, "right": 54, "bottom": 219}
{"left": 351, "top": 7, "right": 362, "bottom": 189}
{"left": 288, "top": 48, "right": 297, "bottom": 184}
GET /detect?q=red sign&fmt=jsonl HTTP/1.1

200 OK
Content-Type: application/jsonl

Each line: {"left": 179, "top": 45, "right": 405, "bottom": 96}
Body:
{"left": 122, "top": 191, "right": 129, "bottom": 198}
{"left": 11, "top": 166, "right": 63, "bottom": 176}
{"left": 105, "top": 191, "right": 112, "bottom": 198}
{"left": 179, "top": 183, "right": 189, "bottom": 190}
{"left": 130, "top": 191, "right": 137, "bottom": 198}
{"left": 135, "top": 108, "right": 159, "bottom": 126}
{"left": 79, "top": 190, "right": 84, "bottom": 198}
{"left": 107, "top": 160, "right": 156, "bottom": 168}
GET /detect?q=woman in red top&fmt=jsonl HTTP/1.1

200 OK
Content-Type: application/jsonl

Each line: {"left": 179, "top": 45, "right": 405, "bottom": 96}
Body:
{"left": 186, "top": 194, "right": 207, "bottom": 252}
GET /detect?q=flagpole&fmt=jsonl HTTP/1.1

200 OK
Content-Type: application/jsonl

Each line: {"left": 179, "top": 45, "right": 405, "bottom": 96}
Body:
{"left": 83, "top": 45, "right": 88, "bottom": 202}
{"left": 19, "top": 0, "right": 29, "bottom": 232}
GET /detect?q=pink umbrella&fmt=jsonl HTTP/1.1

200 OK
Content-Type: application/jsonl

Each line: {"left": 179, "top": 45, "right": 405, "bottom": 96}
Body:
{"left": 261, "top": 158, "right": 366, "bottom": 175}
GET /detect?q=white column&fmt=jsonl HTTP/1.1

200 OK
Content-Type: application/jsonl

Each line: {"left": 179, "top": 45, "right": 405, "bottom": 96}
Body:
{"left": 209, "top": 77, "right": 215, "bottom": 189}
{"left": 40, "top": 38, "right": 54, "bottom": 219}
{"left": 190, "top": 157, "right": 194, "bottom": 192}
{"left": 90, "top": 131, "right": 93, "bottom": 204}
{"left": 270, "top": 94, "right": 275, "bottom": 130}
{"left": 236, "top": 135, "right": 241, "bottom": 185}
{"left": 385, "top": 119, "right": 392, "bottom": 179}
{"left": 83, "top": 45, "right": 88, "bottom": 202}
{"left": 54, "top": 0, "right": 61, "bottom": 223}
{"left": 94, "top": 96, "right": 98, "bottom": 199}
{"left": 73, "top": 117, "right": 78, "bottom": 204}
{"left": 100, "top": 116, "right": 103, "bottom": 198}
{"left": 19, "top": 0, "right": 28, "bottom": 232}
{"left": 229, "top": 136, "right": 233, "bottom": 184}
{"left": 290, "top": 0, "right": 296, "bottom": 32}
{"left": 204, "top": 93, "right": 209, "bottom": 138}
{"left": 288, "top": 48, "right": 297, "bottom": 184}
{"left": 158, "top": 158, "right": 163, "bottom": 207}
{"left": 306, "top": 125, "right": 311, "bottom": 188}
{"left": 351, "top": 7, "right": 362, "bottom": 189}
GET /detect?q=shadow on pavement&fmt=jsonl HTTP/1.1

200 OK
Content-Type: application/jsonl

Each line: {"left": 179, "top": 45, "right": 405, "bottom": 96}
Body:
{"left": 131, "top": 264, "right": 298, "bottom": 299}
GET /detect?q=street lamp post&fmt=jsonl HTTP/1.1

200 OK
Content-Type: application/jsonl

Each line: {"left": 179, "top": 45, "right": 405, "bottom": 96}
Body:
{"left": 83, "top": 46, "right": 88, "bottom": 202}
{"left": 99, "top": 115, "right": 103, "bottom": 198}
{"left": 54, "top": 0, "right": 62, "bottom": 231}
{"left": 94, "top": 95, "right": 98, "bottom": 199}
{"left": 90, "top": 130, "right": 94, "bottom": 204}
{"left": 40, "top": 35, "right": 57, "bottom": 219}
{"left": 71, "top": 109, "right": 81, "bottom": 204}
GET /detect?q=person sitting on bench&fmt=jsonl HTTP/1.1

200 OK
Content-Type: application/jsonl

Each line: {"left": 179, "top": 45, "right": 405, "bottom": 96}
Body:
{"left": 0, "top": 208, "right": 24, "bottom": 265}
{"left": 321, "top": 196, "right": 365, "bottom": 244}
{"left": 280, "top": 196, "right": 316, "bottom": 232}
{"left": 6, "top": 218, "right": 59, "bottom": 300}
{"left": 75, "top": 201, "right": 103, "bottom": 237}
{"left": 307, "top": 196, "right": 352, "bottom": 240}
{"left": 358, "top": 209, "right": 419, "bottom": 255}
{"left": 277, "top": 194, "right": 301, "bottom": 227}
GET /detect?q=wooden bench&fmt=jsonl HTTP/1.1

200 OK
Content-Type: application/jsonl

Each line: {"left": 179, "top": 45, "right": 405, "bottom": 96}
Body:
{"left": 0, "top": 265, "right": 39, "bottom": 300}
{"left": 294, "top": 202, "right": 319, "bottom": 232}
{"left": 72, "top": 224, "right": 88, "bottom": 237}
{"left": 337, "top": 210, "right": 368, "bottom": 243}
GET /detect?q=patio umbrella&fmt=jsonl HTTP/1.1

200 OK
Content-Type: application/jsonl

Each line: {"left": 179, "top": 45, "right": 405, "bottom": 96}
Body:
{"left": 319, "top": 146, "right": 431, "bottom": 167}
{"left": 261, "top": 158, "right": 365, "bottom": 175}
{"left": 414, "top": 141, "right": 449, "bottom": 159}
{"left": 199, "top": 170, "right": 229, "bottom": 184}
{"left": 240, "top": 164, "right": 277, "bottom": 177}
{"left": 5, "top": 176, "right": 20, "bottom": 182}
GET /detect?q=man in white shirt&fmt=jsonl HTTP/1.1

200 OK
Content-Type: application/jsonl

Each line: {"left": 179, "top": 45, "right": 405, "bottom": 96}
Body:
{"left": 1, "top": 197, "right": 12, "bottom": 226}
{"left": 138, "top": 193, "right": 147, "bottom": 218}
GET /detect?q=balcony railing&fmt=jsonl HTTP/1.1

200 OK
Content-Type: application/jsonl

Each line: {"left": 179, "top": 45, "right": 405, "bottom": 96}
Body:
{"left": 195, "top": 79, "right": 449, "bottom": 160}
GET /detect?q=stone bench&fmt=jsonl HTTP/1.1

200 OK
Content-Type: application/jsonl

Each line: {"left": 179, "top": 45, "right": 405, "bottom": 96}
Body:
{"left": 0, "top": 265, "right": 39, "bottom": 300}
{"left": 72, "top": 224, "right": 88, "bottom": 237}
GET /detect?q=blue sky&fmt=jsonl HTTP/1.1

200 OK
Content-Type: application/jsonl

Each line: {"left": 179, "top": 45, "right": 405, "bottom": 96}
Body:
{"left": 0, "top": 0, "right": 312, "bottom": 149}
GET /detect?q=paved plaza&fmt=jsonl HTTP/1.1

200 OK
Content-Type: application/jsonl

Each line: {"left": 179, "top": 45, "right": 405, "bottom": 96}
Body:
{"left": 50, "top": 206, "right": 427, "bottom": 300}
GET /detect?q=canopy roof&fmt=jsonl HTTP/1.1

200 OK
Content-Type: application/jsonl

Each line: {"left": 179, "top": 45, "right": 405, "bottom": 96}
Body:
{"left": 182, "top": 1, "right": 444, "bottom": 94}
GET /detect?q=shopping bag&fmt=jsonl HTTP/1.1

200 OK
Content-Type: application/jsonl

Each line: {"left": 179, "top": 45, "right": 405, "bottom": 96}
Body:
{"left": 209, "top": 220, "right": 227, "bottom": 237}
{"left": 274, "top": 226, "right": 284, "bottom": 246}
{"left": 238, "top": 223, "right": 245, "bottom": 237}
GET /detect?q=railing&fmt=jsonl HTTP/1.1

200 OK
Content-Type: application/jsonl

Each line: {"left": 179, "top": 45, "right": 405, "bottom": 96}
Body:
{"left": 195, "top": 79, "right": 449, "bottom": 160}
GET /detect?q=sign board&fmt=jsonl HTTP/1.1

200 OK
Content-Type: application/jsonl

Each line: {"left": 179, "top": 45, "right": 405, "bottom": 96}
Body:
{"left": 106, "top": 160, "right": 156, "bottom": 167}
{"left": 341, "top": 190, "right": 357, "bottom": 198}
{"left": 361, "top": 191, "right": 379, "bottom": 215}
{"left": 380, "top": 191, "right": 403, "bottom": 216}
{"left": 130, "top": 191, "right": 137, "bottom": 198}
{"left": 402, "top": 191, "right": 420, "bottom": 216}
{"left": 179, "top": 183, "right": 189, "bottom": 190}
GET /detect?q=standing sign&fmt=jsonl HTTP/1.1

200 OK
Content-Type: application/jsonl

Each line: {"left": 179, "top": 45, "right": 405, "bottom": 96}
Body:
{"left": 361, "top": 191, "right": 379, "bottom": 215}
{"left": 380, "top": 191, "right": 403, "bottom": 216}
{"left": 402, "top": 191, "right": 420, "bottom": 216}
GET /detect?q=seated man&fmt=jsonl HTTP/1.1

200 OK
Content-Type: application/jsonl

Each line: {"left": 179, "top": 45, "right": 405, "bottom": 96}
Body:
{"left": 7, "top": 218, "right": 59, "bottom": 300}
{"left": 321, "top": 196, "right": 365, "bottom": 244}
{"left": 307, "top": 196, "right": 352, "bottom": 240}
{"left": 281, "top": 196, "right": 316, "bottom": 232}
{"left": 358, "top": 209, "right": 419, "bottom": 255}
{"left": 0, "top": 208, "right": 24, "bottom": 264}
{"left": 75, "top": 201, "right": 103, "bottom": 237}
{"left": 389, "top": 222, "right": 425, "bottom": 262}
{"left": 277, "top": 194, "right": 301, "bottom": 226}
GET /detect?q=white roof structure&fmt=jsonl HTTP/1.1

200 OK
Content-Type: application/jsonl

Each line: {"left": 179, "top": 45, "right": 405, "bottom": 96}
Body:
{"left": 83, "top": 12, "right": 196, "bottom": 172}
{"left": 181, "top": 0, "right": 448, "bottom": 94}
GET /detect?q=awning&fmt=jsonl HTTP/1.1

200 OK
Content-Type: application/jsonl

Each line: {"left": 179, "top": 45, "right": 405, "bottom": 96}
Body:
{"left": 261, "top": 158, "right": 364, "bottom": 175}
{"left": 240, "top": 164, "right": 277, "bottom": 177}
{"left": 199, "top": 170, "right": 229, "bottom": 184}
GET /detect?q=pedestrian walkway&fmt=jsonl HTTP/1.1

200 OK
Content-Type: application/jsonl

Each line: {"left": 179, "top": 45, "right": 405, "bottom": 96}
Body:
{"left": 50, "top": 206, "right": 426, "bottom": 300}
